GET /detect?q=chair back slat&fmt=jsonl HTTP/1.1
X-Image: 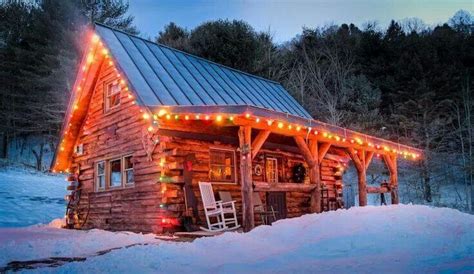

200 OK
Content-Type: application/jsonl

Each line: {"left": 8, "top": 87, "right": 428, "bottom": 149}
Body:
{"left": 253, "top": 192, "right": 264, "bottom": 212}
{"left": 219, "top": 191, "right": 232, "bottom": 203}
{"left": 199, "top": 182, "right": 216, "bottom": 210}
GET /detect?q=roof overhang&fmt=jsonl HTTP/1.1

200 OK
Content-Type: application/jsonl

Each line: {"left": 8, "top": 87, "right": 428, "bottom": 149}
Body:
{"left": 150, "top": 104, "right": 422, "bottom": 160}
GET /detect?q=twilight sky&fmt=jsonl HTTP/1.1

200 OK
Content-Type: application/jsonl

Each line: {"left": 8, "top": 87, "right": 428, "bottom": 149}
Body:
{"left": 128, "top": 0, "right": 473, "bottom": 43}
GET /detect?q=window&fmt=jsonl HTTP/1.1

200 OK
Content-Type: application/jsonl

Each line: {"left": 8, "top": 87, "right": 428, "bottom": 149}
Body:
{"left": 124, "top": 155, "right": 134, "bottom": 185}
{"left": 96, "top": 161, "right": 105, "bottom": 190}
{"left": 266, "top": 157, "right": 278, "bottom": 183}
{"left": 95, "top": 155, "right": 134, "bottom": 191}
{"left": 109, "top": 158, "right": 122, "bottom": 187}
{"left": 105, "top": 81, "right": 120, "bottom": 112}
{"left": 209, "top": 148, "right": 235, "bottom": 183}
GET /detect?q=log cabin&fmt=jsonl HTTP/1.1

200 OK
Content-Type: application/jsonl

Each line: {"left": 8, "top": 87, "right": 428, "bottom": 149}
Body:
{"left": 52, "top": 23, "right": 422, "bottom": 234}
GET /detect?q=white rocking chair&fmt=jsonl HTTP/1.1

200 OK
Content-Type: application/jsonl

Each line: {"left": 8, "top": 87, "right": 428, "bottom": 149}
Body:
{"left": 198, "top": 182, "right": 240, "bottom": 232}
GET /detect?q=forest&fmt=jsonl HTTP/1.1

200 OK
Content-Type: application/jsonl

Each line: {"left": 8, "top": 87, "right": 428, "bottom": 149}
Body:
{"left": 0, "top": 0, "right": 472, "bottom": 211}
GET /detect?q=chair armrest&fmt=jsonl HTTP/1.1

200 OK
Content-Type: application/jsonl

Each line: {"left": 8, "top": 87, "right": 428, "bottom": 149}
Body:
{"left": 220, "top": 200, "right": 236, "bottom": 206}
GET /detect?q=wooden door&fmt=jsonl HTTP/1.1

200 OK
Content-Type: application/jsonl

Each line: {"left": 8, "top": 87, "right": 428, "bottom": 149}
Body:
{"left": 266, "top": 192, "right": 287, "bottom": 222}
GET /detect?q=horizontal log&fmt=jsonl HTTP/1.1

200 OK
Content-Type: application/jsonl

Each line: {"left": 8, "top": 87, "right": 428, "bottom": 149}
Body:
{"left": 366, "top": 186, "right": 391, "bottom": 193}
{"left": 253, "top": 181, "right": 316, "bottom": 192}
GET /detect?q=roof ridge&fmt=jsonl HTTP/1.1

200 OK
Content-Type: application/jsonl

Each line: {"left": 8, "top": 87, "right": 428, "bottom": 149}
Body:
{"left": 94, "top": 22, "right": 281, "bottom": 85}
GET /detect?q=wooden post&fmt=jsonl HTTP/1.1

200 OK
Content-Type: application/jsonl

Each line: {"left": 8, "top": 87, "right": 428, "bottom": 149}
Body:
{"left": 309, "top": 139, "right": 322, "bottom": 213}
{"left": 347, "top": 148, "right": 367, "bottom": 206}
{"left": 294, "top": 136, "right": 321, "bottom": 213}
{"left": 383, "top": 155, "right": 399, "bottom": 204}
{"left": 239, "top": 126, "right": 254, "bottom": 231}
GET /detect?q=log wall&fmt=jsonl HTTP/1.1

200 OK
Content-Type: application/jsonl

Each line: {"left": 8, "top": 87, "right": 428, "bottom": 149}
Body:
{"left": 69, "top": 61, "right": 346, "bottom": 234}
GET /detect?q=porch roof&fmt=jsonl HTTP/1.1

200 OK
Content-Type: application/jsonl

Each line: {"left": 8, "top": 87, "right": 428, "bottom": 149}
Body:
{"left": 152, "top": 105, "right": 422, "bottom": 159}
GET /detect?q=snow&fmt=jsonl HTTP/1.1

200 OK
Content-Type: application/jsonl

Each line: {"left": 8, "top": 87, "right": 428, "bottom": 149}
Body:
{"left": 0, "top": 205, "right": 472, "bottom": 273}
{"left": 0, "top": 168, "right": 472, "bottom": 272}
{"left": 0, "top": 168, "right": 67, "bottom": 227}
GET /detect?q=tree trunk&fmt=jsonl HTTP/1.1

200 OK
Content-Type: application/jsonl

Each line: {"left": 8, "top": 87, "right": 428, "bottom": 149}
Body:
{"left": 0, "top": 133, "right": 7, "bottom": 159}
{"left": 421, "top": 159, "right": 432, "bottom": 203}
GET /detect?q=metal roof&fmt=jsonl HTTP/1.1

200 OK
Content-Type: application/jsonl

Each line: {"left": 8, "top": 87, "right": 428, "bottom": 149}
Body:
{"left": 95, "top": 23, "right": 312, "bottom": 119}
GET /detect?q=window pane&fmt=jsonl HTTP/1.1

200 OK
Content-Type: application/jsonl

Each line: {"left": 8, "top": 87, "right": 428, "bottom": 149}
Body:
{"left": 124, "top": 156, "right": 133, "bottom": 169}
{"left": 97, "top": 162, "right": 105, "bottom": 175}
{"left": 110, "top": 159, "right": 122, "bottom": 187}
{"left": 126, "top": 170, "right": 134, "bottom": 184}
{"left": 98, "top": 176, "right": 105, "bottom": 189}
{"left": 109, "top": 94, "right": 120, "bottom": 108}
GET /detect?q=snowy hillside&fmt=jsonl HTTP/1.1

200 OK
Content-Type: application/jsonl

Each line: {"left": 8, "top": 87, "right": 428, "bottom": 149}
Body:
{"left": 0, "top": 205, "right": 472, "bottom": 273}
{"left": 0, "top": 168, "right": 66, "bottom": 227}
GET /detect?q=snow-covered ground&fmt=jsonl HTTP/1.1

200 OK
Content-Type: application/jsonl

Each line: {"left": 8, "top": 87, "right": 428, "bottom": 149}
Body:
{"left": 0, "top": 205, "right": 472, "bottom": 273}
{"left": 0, "top": 168, "right": 473, "bottom": 273}
{"left": 0, "top": 168, "right": 67, "bottom": 227}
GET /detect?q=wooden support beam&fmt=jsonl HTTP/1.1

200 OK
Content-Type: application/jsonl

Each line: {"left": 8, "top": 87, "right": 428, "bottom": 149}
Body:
{"left": 293, "top": 136, "right": 316, "bottom": 167}
{"left": 318, "top": 142, "right": 331, "bottom": 163}
{"left": 309, "top": 139, "right": 322, "bottom": 213}
{"left": 383, "top": 154, "right": 399, "bottom": 204}
{"left": 366, "top": 186, "right": 391, "bottom": 193}
{"left": 239, "top": 126, "right": 254, "bottom": 231}
{"left": 293, "top": 137, "right": 321, "bottom": 213}
{"left": 365, "top": 151, "right": 374, "bottom": 169}
{"left": 251, "top": 130, "right": 271, "bottom": 160}
{"left": 347, "top": 148, "right": 367, "bottom": 206}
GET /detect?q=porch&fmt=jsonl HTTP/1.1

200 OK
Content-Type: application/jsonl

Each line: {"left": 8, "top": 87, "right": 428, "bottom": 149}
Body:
{"left": 153, "top": 105, "right": 421, "bottom": 232}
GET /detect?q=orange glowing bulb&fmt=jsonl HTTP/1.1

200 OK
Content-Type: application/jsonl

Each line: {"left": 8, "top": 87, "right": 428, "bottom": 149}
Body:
{"left": 142, "top": 113, "right": 150, "bottom": 120}
{"left": 216, "top": 115, "right": 223, "bottom": 122}
{"left": 91, "top": 34, "right": 99, "bottom": 43}
{"left": 86, "top": 53, "right": 94, "bottom": 64}
{"left": 158, "top": 109, "right": 167, "bottom": 117}
{"left": 102, "top": 48, "right": 109, "bottom": 55}
{"left": 229, "top": 116, "right": 234, "bottom": 121}
{"left": 245, "top": 113, "right": 250, "bottom": 118}
{"left": 185, "top": 115, "right": 189, "bottom": 120}
{"left": 166, "top": 114, "right": 171, "bottom": 120}
{"left": 205, "top": 115, "right": 210, "bottom": 120}
{"left": 256, "top": 118, "right": 260, "bottom": 123}
{"left": 277, "top": 122, "right": 284, "bottom": 129}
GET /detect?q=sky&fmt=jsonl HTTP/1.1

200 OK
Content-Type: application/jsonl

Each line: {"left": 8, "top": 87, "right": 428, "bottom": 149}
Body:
{"left": 128, "top": 0, "right": 473, "bottom": 43}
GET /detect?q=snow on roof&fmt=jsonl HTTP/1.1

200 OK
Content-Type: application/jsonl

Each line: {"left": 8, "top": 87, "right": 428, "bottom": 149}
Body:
{"left": 94, "top": 23, "right": 312, "bottom": 119}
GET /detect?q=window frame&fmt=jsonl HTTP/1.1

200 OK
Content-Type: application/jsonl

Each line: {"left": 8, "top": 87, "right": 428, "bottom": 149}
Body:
{"left": 108, "top": 157, "right": 123, "bottom": 189}
{"left": 94, "top": 154, "right": 134, "bottom": 192}
{"left": 208, "top": 147, "right": 237, "bottom": 184}
{"left": 122, "top": 154, "right": 134, "bottom": 187}
{"left": 104, "top": 80, "right": 121, "bottom": 113}
{"left": 96, "top": 160, "right": 106, "bottom": 191}
{"left": 265, "top": 157, "right": 278, "bottom": 183}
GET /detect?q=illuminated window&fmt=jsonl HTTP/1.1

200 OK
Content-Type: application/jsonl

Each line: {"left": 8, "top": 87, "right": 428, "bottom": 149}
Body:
{"left": 209, "top": 148, "right": 235, "bottom": 183}
{"left": 266, "top": 157, "right": 278, "bottom": 183}
{"left": 105, "top": 81, "right": 120, "bottom": 112}
{"left": 96, "top": 161, "right": 105, "bottom": 190}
